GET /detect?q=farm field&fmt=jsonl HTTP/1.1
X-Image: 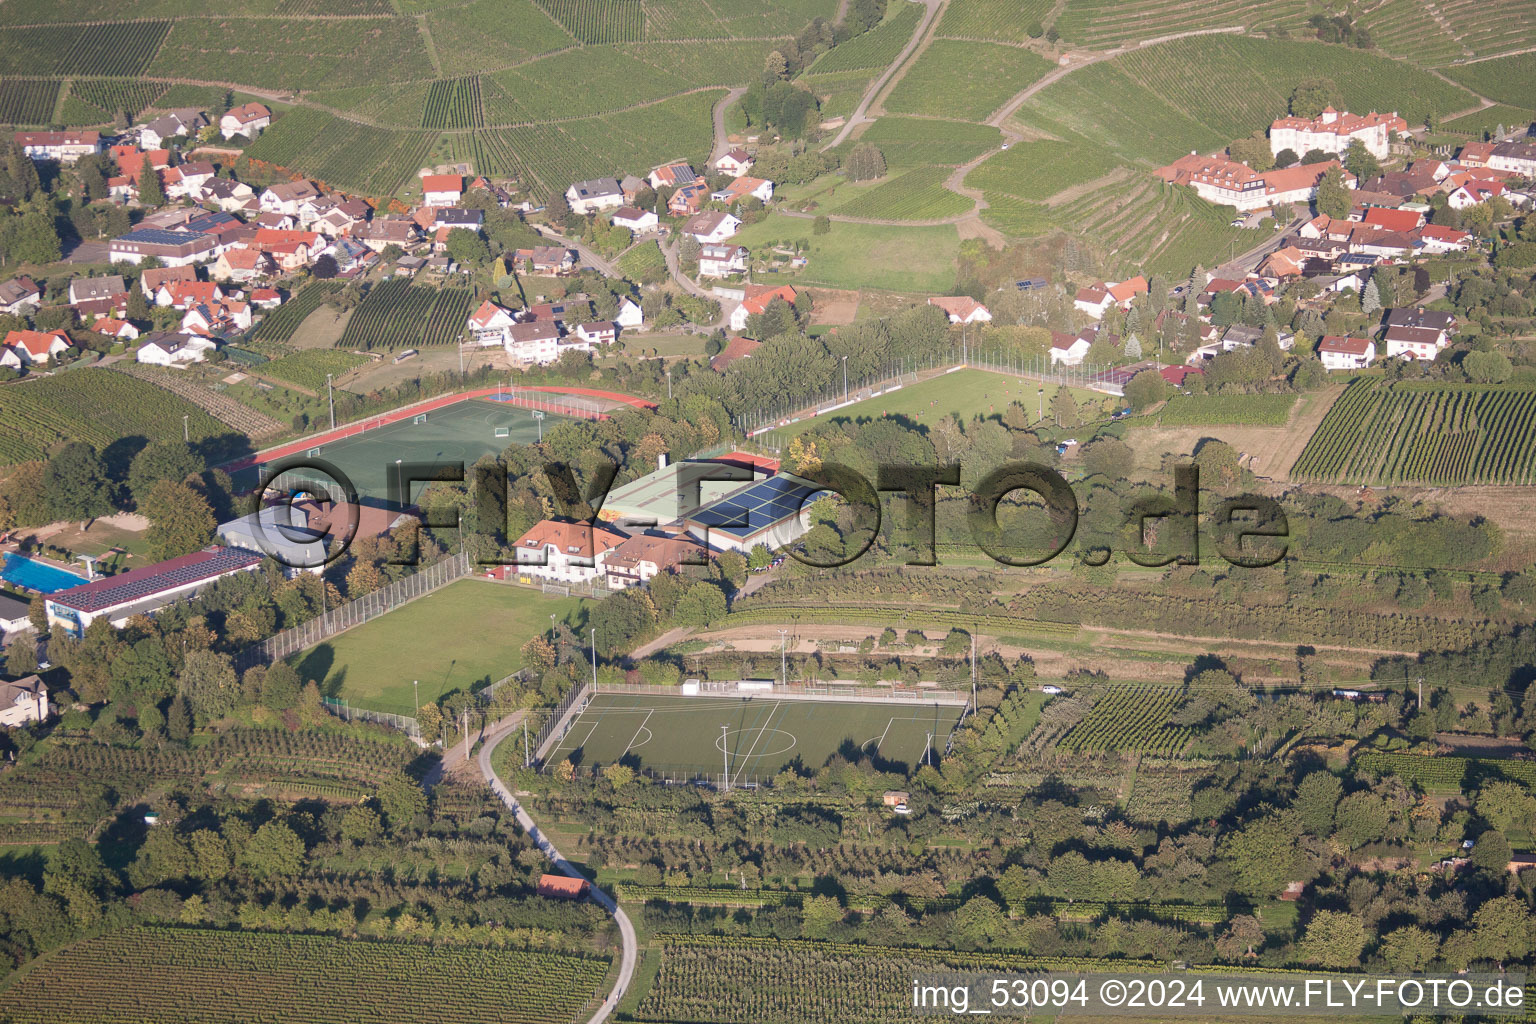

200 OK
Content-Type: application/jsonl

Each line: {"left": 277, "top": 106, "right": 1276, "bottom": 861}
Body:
{"left": 1057, "top": 684, "right": 1192, "bottom": 755}
{"left": 1152, "top": 393, "right": 1298, "bottom": 427}
{"left": 240, "top": 397, "right": 566, "bottom": 502}
{"left": 1292, "top": 381, "right": 1536, "bottom": 486}
{"left": 1354, "top": 751, "right": 1536, "bottom": 793}
{"left": 936, "top": 0, "right": 1056, "bottom": 43}
{"left": 729, "top": 214, "right": 960, "bottom": 293}
{"left": 335, "top": 279, "right": 476, "bottom": 351}
{"left": 242, "top": 107, "right": 434, "bottom": 196}
{"left": 852, "top": 117, "right": 1002, "bottom": 168}
{"left": 58, "top": 79, "right": 173, "bottom": 125}
{"left": 884, "top": 40, "right": 1054, "bottom": 122}
{"left": 0, "top": 926, "right": 611, "bottom": 1024}
{"left": 1440, "top": 104, "right": 1536, "bottom": 138}
{"left": 615, "top": 240, "right": 667, "bottom": 281}
{"left": 292, "top": 578, "right": 589, "bottom": 715}
{"left": 258, "top": 350, "right": 371, "bottom": 392}
{"left": 422, "top": 75, "right": 484, "bottom": 129}
{"left": 0, "top": 21, "right": 169, "bottom": 77}
{"left": 964, "top": 134, "right": 1119, "bottom": 202}
{"left": 758, "top": 368, "right": 1109, "bottom": 444}
{"left": 830, "top": 165, "right": 972, "bottom": 221}
{"left": 798, "top": 67, "right": 877, "bottom": 122}
{"left": 0, "top": 369, "right": 227, "bottom": 466}
{"left": 148, "top": 17, "right": 434, "bottom": 91}
{"left": 543, "top": 691, "right": 966, "bottom": 779}
{"left": 426, "top": 0, "right": 578, "bottom": 77}
{"left": 0, "top": 79, "right": 60, "bottom": 125}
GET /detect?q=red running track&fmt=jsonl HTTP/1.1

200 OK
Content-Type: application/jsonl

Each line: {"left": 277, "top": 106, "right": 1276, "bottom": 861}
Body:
{"left": 220, "top": 385, "right": 658, "bottom": 473}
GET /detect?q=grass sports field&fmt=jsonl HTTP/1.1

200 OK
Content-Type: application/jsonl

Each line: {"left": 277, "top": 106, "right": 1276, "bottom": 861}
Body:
{"left": 548, "top": 691, "right": 966, "bottom": 780}
{"left": 234, "top": 398, "right": 569, "bottom": 501}
{"left": 291, "top": 579, "right": 588, "bottom": 714}
{"left": 760, "top": 368, "right": 1112, "bottom": 444}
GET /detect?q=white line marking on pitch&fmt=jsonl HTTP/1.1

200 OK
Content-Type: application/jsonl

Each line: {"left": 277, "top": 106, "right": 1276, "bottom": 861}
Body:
{"left": 622, "top": 710, "right": 654, "bottom": 756}
{"left": 875, "top": 717, "right": 895, "bottom": 753}
{"left": 733, "top": 705, "right": 779, "bottom": 787}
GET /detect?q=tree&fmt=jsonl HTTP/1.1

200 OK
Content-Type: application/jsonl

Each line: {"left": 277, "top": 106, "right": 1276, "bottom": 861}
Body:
{"left": 590, "top": 586, "right": 657, "bottom": 657}
{"left": 1301, "top": 148, "right": 1329, "bottom": 166}
{"left": 1274, "top": 148, "right": 1298, "bottom": 167}
{"left": 1289, "top": 78, "right": 1342, "bottom": 118}
{"left": 1342, "top": 138, "right": 1380, "bottom": 181}
{"left": 1293, "top": 771, "right": 1341, "bottom": 835}
{"left": 1380, "top": 925, "right": 1439, "bottom": 972}
{"left": 339, "top": 805, "right": 381, "bottom": 845}
{"left": 1471, "top": 895, "right": 1532, "bottom": 962}
{"left": 377, "top": 772, "right": 427, "bottom": 835}
{"left": 1214, "top": 914, "right": 1265, "bottom": 960}
{"left": 1314, "top": 165, "right": 1351, "bottom": 220}
{"left": 1470, "top": 829, "right": 1512, "bottom": 872}
{"left": 673, "top": 581, "right": 727, "bottom": 627}
{"left": 812, "top": 215, "right": 830, "bottom": 235}
{"left": 764, "top": 49, "right": 788, "bottom": 79}
{"left": 1361, "top": 276, "right": 1381, "bottom": 315}
{"left": 14, "top": 200, "right": 60, "bottom": 265}
{"left": 141, "top": 479, "right": 214, "bottom": 561}
{"left": 45, "top": 443, "right": 112, "bottom": 528}
{"left": 1123, "top": 368, "right": 1167, "bottom": 411}
{"left": 1463, "top": 349, "right": 1512, "bottom": 384}
{"left": 445, "top": 228, "right": 490, "bottom": 266}
{"left": 261, "top": 661, "right": 301, "bottom": 711}
{"left": 179, "top": 649, "right": 238, "bottom": 721}
{"left": 845, "top": 142, "right": 887, "bottom": 182}
{"left": 1229, "top": 134, "right": 1273, "bottom": 171}
{"left": 127, "top": 440, "right": 201, "bottom": 508}
{"left": 137, "top": 154, "right": 165, "bottom": 207}
{"left": 312, "top": 253, "right": 339, "bottom": 279}
{"left": 5, "top": 638, "right": 37, "bottom": 677}
{"left": 239, "top": 821, "right": 304, "bottom": 880}
{"left": 1297, "top": 910, "right": 1367, "bottom": 968}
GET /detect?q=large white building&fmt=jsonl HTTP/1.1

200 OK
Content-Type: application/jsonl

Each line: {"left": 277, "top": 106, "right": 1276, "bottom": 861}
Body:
{"left": 511, "top": 519, "right": 627, "bottom": 584}
{"left": 1156, "top": 154, "right": 1355, "bottom": 212}
{"left": 1269, "top": 108, "right": 1407, "bottom": 161}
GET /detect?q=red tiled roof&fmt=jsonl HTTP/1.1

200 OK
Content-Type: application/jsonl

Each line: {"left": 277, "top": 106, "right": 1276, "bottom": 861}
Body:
{"left": 420, "top": 174, "right": 462, "bottom": 193}
{"left": 739, "top": 285, "right": 796, "bottom": 316}
{"left": 927, "top": 295, "right": 987, "bottom": 319}
{"left": 513, "top": 519, "right": 626, "bottom": 559}
{"left": 1107, "top": 276, "right": 1147, "bottom": 302}
{"left": 1362, "top": 207, "right": 1422, "bottom": 233}
{"left": 3, "top": 329, "right": 68, "bottom": 358}
{"left": 710, "top": 335, "right": 761, "bottom": 371}
{"left": 1319, "top": 335, "right": 1372, "bottom": 356}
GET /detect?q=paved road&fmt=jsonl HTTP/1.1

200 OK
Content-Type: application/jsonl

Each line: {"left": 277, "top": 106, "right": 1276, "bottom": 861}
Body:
{"left": 479, "top": 728, "right": 638, "bottom": 1024}
{"left": 709, "top": 87, "right": 748, "bottom": 163}
{"left": 533, "top": 224, "right": 624, "bottom": 279}
{"left": 819, "top": 0, "right": 943, "bottom": 151}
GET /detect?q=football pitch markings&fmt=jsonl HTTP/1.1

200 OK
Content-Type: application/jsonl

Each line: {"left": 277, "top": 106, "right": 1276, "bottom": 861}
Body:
{"left": 547, "top": 693, "right": 965, "bottom": 781}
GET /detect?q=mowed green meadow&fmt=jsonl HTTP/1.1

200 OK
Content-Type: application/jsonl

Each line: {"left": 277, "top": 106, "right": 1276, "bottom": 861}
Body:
{"left": 730, "top": 214, "right": 961, "bottom": 293}
{"left": 761, "top": 368, "right": 1112, "bottom": 442}
{"left": 291, "top": 579, "right": 589, "bottom": 714}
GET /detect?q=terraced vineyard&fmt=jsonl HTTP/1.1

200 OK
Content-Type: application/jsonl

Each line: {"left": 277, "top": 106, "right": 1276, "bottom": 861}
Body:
{"left": 1354, "top": 751, "right": 1536, "bottom": 793}
{"left": 1357, "top": 0, "right": 1472, "bottom": 66}
{"left": 336, "top": 280, "right": 475, "bottom": 351}
{"left": 806, "top": 2, "right": 921, "bottom": 72}
{"left": 111, "top": 364, "right": 286, "bottom": 439}
{"left": 536, "top": 0, "right": 646, "bottom": 43}
{"left": 252, "top": 282, "right": 344, "bottom": 343}
{"left": 64, "top": 79, "right": 171, "bottom": 123}
{"left": 259, "top": 350, "right": 371, "bottom": 391}
{"left": 0, "top": 927, "right": 611, "bottom": 1024}
{"left": 0, "top": 78, "right": 60, "bottom": 124}
{"left": 1292, "top": 381, "right": 1536, "bottom": 486}
{"left": 965, "top": 134, "right": 1119, "bottom": 201}
{"left": 1053, "top": 0, "right": 1314, "bottom": 48}
{"left": 1443, "top": 52, "right": 1536, "bottom": 109}
{"left": 616, "top": 240, "right": 667, "bottom": 281}
{"left": 1440, "top": 104, "right": 1536, "bottom": 138}
{"left": 0, "top": 370, "right": 228, "bottom": 465}
{"left": 885, "top": 40, "right": 1054, "bottom": 122}
{"left": 422, "top": 75, "right": 484, "bottom": 129}
{"left": 243, "top": 107, "right": 434, "bottom": 196}
{"left": 0, "top": 21, "right": 169, "bottom": 77}
{"left": 832, "top": 165, "right": 971, "bottom": 221}
{"left": 1058, "top": 684, "right": 1193, "bottom": 755}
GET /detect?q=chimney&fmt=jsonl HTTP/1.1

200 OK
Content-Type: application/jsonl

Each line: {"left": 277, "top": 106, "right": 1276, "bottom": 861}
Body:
{"left": 658, "top": 452, "right": 668, "bottom": 470}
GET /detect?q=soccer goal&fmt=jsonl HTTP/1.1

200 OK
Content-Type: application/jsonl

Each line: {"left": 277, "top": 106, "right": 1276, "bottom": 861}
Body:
{"left": 542, "top": 582, "right": 571, "bottom": 597}
{"left": 494, "top": 426, "right": 510, "bottom": 438}
{"left": 307, "top": 447, "right": 322, "bottom": 457}
{"left": 413, "top": 413, "right": 428, "bottom": 425}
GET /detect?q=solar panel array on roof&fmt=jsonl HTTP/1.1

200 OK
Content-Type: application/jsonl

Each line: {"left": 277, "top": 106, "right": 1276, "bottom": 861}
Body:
{"left": 50, "top": 546, "right": 263, "bottom": 613}
{"left": 690, "top": 475, "right": 824, "bottom": 538}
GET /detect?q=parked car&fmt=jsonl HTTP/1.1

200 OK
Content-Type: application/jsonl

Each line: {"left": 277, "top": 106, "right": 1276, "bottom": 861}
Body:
{"left": 1040, "top": 685, "right": 1063, "bottom": 695}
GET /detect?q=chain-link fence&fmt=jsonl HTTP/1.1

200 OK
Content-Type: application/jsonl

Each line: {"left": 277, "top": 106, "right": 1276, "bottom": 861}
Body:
{"left": 234, "top": 550, "right": 472, "bottom": 672}
{"left": 321, "top": 697, "right": 421, "bottom": 739}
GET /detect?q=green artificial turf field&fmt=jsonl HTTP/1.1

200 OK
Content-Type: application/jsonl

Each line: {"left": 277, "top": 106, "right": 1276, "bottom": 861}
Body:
{"left": 237, "top": 398, "right": 572, "bottom": 502}
{"left": 759, "top": 368, "right": 1112, "bottom": 444}
{"left": 547, "top": 691, "right": 966, "bottom": 781}
{"left": 291, "top": 579, "right": 588, "bottom": 714}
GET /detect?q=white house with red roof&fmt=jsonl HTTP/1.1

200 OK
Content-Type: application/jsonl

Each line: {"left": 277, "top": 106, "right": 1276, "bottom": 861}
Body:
{"left": 1448, "top": 179, "right": 1509, "bottom": 210}
{"left": 1073, "top": 276, "right": 1146, "bottom": 317}
{"left": 155, "top": 280, "right": 224, "bottom": 309}
{"left": 250, "top": 288, "right": 282, "bottom": 309}
{"left": 927, "top": 296, "right": 992, "bottom": 324}
{"left": 648, "top": 162, "right": 697, "bottom": 190}
{"left": 420, "top": 174, "right": 463, "bottom": 206}
{"left": 612, "top": 206, "right": 658, "bottom": 234}
{"left": 45, "top": 545, "right": 263, "bottom": 634}
{"left": 220, "top": 103, "right": 271, "bottom": 139}
{"left": 1269, "top": 108, "right": 1406, "bottom": 161}
{"left": 1049, "top": 330, "right": 1091, "bottom": 367}
{"left": 1157, "top": 154, "right": 1354, "bottom": 212}
{"left": 1, "top": 329, "right": 70, "bottom": 366}
{"left": 714, "top": 149, "right": 754, "bottom": 177}
{"left": 729, "top": 284, "right": 797, "bottom": 331}
{"left": 1383, "top": 325, "right": 1448, "bottom": 361}
{"left": 1317, "top": 335, "right": 1375, "bottom": 371}
{"left": 14, "top": 130, "right": 100, "bottom": 163}
{"left": 575, "top": 321, "right": 617, "bottom": 345}
{"left": 711, "top": 176, "right": 774, "bottom": 205}
{"left": 467, "top": 299, "right": 518, "bottom": 346}
{"left": 511, "top": 519, "right": 627, "bottom": 584}
{"left": 92, "top": 318, "right": 140, "bottom": 342}
{"left": 1417, "top": 224, "right": 1471, "bottom": 253}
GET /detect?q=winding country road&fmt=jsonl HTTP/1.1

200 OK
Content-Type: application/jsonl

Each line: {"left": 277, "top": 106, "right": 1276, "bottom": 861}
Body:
{"left": 479, "top": 727, "right": 638, "bottom": 1024}
{"left": 820, "top": 0, "right": 945, "bottom": 151}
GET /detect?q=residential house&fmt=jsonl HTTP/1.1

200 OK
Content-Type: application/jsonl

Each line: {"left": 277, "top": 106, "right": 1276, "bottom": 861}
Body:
{"left": 92, "top": 318, "right": 140, "bottom": 343}
{"left": 1383, "top": 324, "right": 1448, "bottom": 361}
{"left": 1318, "top": 335, "right": 1375, "bottom": 370}
{"left": 14, "top": 130, "right": 100, "bottom": 163}
{"left": 513, "top": 246, "right": 577, "bottom": 274}
{"left": 511, "top": 519, "right": 626, "bottom": 584}
{"left": 201, "top": 178, "right": 256, "bottom": 211}
{"left": 327, "top": 236, "right": 376, "bottom": 275}
{"left": 420, "top": 174, "right": 463, "bottom": 205}
{"left": 667, "top": 181, "right": 708, "bottom": 216}
{"left": 1417, "top": 224, "right": 1472, "bottom": 253}
{"left": 566, "top": 178, "right": 624, "bottom": 215}
{"left": 574, "top": 321, "right": 617, "bottom": 346}
{"left": 1221, "top": 325, "right": 1294, "bottom": 351}
{"left": 648, "top": 162, "right": 697, "bottom": 190}
{"left": 612, "top": 206, "right": 659, "bottom": 234}
{"left": 710, "top": 335, "right": 760, "bottom": 372}
{"left": 0, "top": 277, "right": 41, "bottom": 316}
{"left": 505, "top": 321, "right": 562, "bottom": 364}
{"left": 1362, "top": 207, "right": 1424, "bottom": 233}
{"left": 259, "top": 181, "right": 321, "bottom": 217}
{"left": 314, "top": 198, "right": 372, "bottom": 237}
{"left": 1196, "top": 277, "right": 1246, "bottom": 305}
{"left": 0, "top": 676, "right": 48, "bottom": 728}
{"left": 434, "top": 208, "right": 483, "bottom": 232}
{"left": 136, "top": 331, "right": 217, "bottom": 367}
{"left": 110, "top": 228, "right": 216, "bottom": 266}
{"left": 927, "top": 296, "right": 993, "bottom": 324}
{"left": 220, "top": 102, "right": 272, "bottom": 139}
{"left": 254, "top": 211, "right": 296, "bottom": 231}
{"left": 162, "top": 160, "right": 216, "bottom": 201}
{"left": 1488, "top": 140, "right": 1536, "bottom": 176}
{"left": 467, "top": 299, "right": 517, "bottom": 346}
{"left": 1385, "top": 307, "right": 1456, "bottom": 333}
{"left": 616, "top": 297, "right": 643, "bottom": 330}
{"left": 177, "top": 210, "right": 244, "bottom": 254}
{"left": 711, "top": 176, "right": 774, "bottom": 205}
{"left": 69, "top": 275, "right": 127, "bottom": 308}
{"left": 1448, "top": 179, "right": 1507, "bottom": 209}
{"left": 357, "top": 217, "right": 420, "bottom": 252}
{"left": 698, "top": 243, "right": 748, "bottom": 278}
{"left": 728, "top": 284, "right": 796, "bottom": 332}
{"left": 1156, "top": 154, "right": 1355, "bottom": 212}
{"left": 2, "top": 329, "right": 70, "bottom": 366}
{"left": 1259, "top": 245, "right": 1306, "bottom": 278}
{"left": 604, "top": 531, "right": 704, "bottom": 589}
{"left": 140, "top": 110, "right": 207, "bottom": 150}
{"left": 1073, "top": 277, "right": 1146, "bottom": 316}
{"left": 141, "top": 266, "right": 197, "bottom": 297}
{"left": 714, "top": 149, "right": 754, "bottom": 177}
{"left": 249, "top": 288, "right": 281, "bottom": 310}
{"left": 1457, "top": 141, "right": 1494, "bottom": 168}
{"left": 684, "top": 210, "right": 741, "bottom": 244}
{"left": 1268, "top": 107, "right": 1406, "bottom": 160}
{"left": 156, "top": 280, "right": 224, "bottom": 310}
{"left": 1350, "top": 227, "right": 1416, "bottom": 258}
{"left": 522, "top": 300, "right": 589, "bottom": 326}
{"left": 211, "top": 247, "right": 279, "bottom": 284}
{"left": 181, "top": 299, "right": 252, "bottom": 337}
{"left": 619, "top": 174, "right": 647, "bottom": 203}
{"left": 1049, "top": 330, "right": 1091, "bottom": 367}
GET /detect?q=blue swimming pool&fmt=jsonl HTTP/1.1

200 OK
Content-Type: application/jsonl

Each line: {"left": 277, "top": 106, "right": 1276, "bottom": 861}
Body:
{"left": 1, "top": 553, "right": 87, "bottom": 593}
